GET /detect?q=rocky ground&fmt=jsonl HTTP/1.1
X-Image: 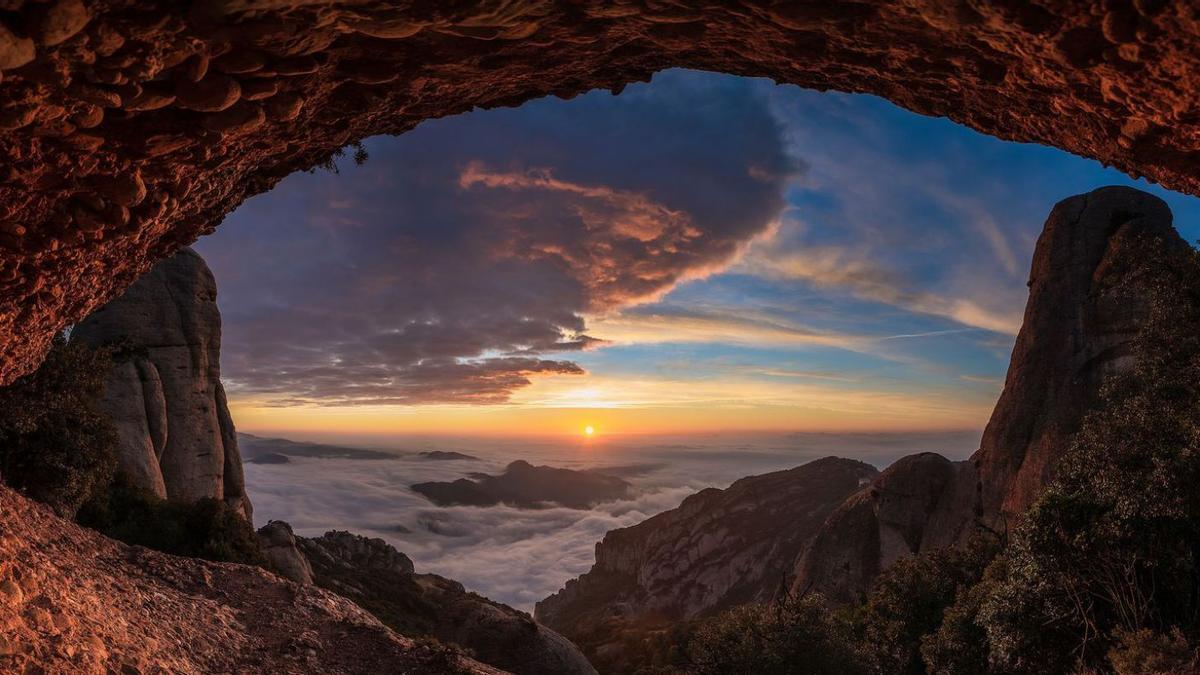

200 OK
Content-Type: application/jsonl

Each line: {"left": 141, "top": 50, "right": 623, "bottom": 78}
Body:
{"left": 0, "top": 483, "right": 503, "bottom": 674}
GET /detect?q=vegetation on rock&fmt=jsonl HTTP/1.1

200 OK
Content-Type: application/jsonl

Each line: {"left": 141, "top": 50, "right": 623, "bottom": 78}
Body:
{"left": 0, "top": 331, "right": 117, "bottom": 517}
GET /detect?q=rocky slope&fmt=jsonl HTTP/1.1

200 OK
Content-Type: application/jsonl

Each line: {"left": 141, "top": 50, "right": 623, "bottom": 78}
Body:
{"left": 412, "top": 460, "right": 631, "bottom": 509}
{"left": 0, "top": 1, "right": 1197, "bottom": 391}
{"left": 73, "top": 246, "right": 251, "bottom": 519}
{"left": 0, "top": 483, "right": 502, "bottom": 674}
{"left": 535, "top": 457, "right": 877, "bottom": 665}
{"left": 259, "top": 524, "right": 597, "bottom": 675}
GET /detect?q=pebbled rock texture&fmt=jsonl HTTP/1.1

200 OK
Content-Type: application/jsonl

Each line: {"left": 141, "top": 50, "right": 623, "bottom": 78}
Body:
{"left": 72, "top": 246, "right": 251, "bottom": 520}
{"left": 535, "top": 457, "right": 877, "bottom": 667}
{"left": 0, "top": 1, "right": 1198, "bottom": 388}
{"left": 0, "top": 483, "right": 504, "bottom": 674}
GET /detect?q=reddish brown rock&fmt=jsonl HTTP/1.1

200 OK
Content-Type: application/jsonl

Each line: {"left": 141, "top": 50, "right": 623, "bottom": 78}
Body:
{"left": 0, "top": 483, "right": 503, "bottom": 674}
{"left": 923, "top": 186, "right": 1190, "bottom": 548}
{"left": 0, "top": 1, "right": 1195, "bottom": 394}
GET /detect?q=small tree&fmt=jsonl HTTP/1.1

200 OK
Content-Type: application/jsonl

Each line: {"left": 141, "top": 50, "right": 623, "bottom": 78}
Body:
{"left": 0, "top": 331, "right": 117, "bottom": 516}
{"left": 686, "top": 593, "right": 866, "bottom": 675}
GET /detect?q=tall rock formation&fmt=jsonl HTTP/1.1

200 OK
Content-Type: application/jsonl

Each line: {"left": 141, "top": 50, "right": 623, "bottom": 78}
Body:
{"left": 792, "top": 186, "right": 1192, "bottom": 602}
{"left": 923, "top": 186, "right": 1189, "bottom": 548}
{"left": 73, "top": 247, "right": 251, "bottom": 520}
{"left": 535, "top": 457, "right": 877, "bottom": 668}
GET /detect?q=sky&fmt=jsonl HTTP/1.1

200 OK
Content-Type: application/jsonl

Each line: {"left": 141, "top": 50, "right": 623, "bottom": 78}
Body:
{"left": 195, "top": 68, "right": 1200, "bottom": 440}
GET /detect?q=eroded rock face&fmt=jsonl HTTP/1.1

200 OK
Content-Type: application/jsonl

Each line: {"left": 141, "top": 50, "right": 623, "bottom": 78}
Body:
{"left": 0, "top": 484, "right": 503, "bottom": 674}
{"left": 294, "top": 530, "right": 597, "bottom": 675}
{"left": 258, "top": 520, "right": 314, "bottom": 585}
{"left": 535, "top": 457, "right": 877, "bottom": 665}
{"left": 0, "top": 1, "right": 1198, "bottom": 389}
{"left": 72, "top": 246, "right": 251, "bottom": 520}
{"left": 791, "top": 452, "right": 957, "bottom": 604}
{"left": 924, "top": 185, "right": 1189, "bottom": 548}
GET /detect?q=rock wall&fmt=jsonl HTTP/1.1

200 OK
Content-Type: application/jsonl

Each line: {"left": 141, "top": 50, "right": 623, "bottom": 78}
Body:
{"left": 535, "top": 457, "right": 877, "bottom": 666}
{"left": 72, "top": 246, "right": 251, "bottom": 520}
{"left": 0, "top": 483, "right": 503, "bottom": 674}
{"left": 0, "top": 1, "right": 1198, "bottom": 388}
{"left": 793, "top": 186, "right": 1191, "bottom": 603}
{"left": 923, "top": 185, "right": 1190, "bottom": 548}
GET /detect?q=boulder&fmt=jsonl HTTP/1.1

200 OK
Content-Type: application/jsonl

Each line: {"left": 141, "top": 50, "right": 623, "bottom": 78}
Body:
{"left": 257, "top": 520, "right": 313, "bottom": 585}
{"left": 73, "top": 247, "right": 252, "bottom": 520}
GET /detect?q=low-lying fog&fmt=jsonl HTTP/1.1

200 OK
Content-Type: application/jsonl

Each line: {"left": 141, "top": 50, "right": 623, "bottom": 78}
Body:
{"left": 243, "top": 431, "right": 979, "bottom": 611}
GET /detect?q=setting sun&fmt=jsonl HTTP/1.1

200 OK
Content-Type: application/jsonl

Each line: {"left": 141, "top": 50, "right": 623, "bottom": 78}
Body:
{"left": 584, "top": 425, "right": 595, "bottom": 437}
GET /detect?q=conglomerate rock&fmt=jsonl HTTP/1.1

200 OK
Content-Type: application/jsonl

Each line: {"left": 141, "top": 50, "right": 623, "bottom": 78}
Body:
{"left": 72, "top": 246, "right": 251, "bottom": 520}
{"left": 0, "top": 483, "right": 504, "bottom": 674}
{"left": 0, "top": 1, "right": 1197, "bottom": 387}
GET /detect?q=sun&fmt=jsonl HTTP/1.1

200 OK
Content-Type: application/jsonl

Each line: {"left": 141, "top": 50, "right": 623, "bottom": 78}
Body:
{"left": 584, "top": 425, "right": 595, "bottom": 437}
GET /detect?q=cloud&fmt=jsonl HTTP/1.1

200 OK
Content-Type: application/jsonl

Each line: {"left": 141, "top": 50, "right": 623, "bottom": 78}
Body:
{"left": 243, "top": 430, "right": 981, "bottom": 611}
{"left": 197, "top": 71, "right": 797, "bottom": 406}
{"left": 742, "top": 233, "right": 1024, "bottom": 335}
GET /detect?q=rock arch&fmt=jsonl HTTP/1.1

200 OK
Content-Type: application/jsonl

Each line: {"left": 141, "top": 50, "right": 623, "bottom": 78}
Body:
{"left": 0, "top": 0, "right": 1197, "bottom": 382}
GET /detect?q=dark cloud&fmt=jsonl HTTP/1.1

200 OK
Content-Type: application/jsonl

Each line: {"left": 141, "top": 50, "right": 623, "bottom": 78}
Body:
{"left": 197, "top": 70, "right": 797, "bottom": 405}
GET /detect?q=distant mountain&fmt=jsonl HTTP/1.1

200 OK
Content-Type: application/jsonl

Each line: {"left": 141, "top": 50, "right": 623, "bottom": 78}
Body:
{"left": 412, "top": 460, "right": 631, "bottom": 509}
{"left": 418, "top": 450, "right": 480, "bottom": 461}
{"left": 238, "top": 434, "right": 394, "bottom": 461}
{"left": 246, "top": 452, "right": 291, "bottom": 465}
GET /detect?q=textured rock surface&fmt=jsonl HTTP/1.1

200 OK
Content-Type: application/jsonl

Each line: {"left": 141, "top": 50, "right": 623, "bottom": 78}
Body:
{"left": 0, "top": 1, "right": 1198, "bottom": 389}
{"left": 0, "top": 483, "right": 504, "bottom": 674}
{"left": 296, "top": 530, "right": 597, "bottom": 675}
{"left": 791, "top": 452, "right": 957, "bottom": 604}
{"left": 73, "top": 246, "right": 251, "bottom": 519}
{"left": 258, "top": 520, "right": 314, "bottom": 585}
{"left": 535, "top": 457, "right": 877, "bottom": 665}
{"left": 923, "top": 186, "right": 1190, "bottom": 548}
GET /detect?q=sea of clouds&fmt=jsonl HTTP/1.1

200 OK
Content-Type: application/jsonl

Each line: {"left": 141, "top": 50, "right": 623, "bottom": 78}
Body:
{"left": 244, "top": 431, "right": 979, "bottom": 612}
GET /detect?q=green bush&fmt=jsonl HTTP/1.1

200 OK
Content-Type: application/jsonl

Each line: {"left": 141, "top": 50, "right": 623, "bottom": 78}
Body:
{"left": 854, "top": 537, "right": 998, "bottom": 675}
{"left": 0, "top": 332, "right": 117, "bottom": 516}
{"left": 78, "top": 473, "right": 266, "bottom": 566}
{"left": 685, "top": 593, "right": 866, "bottom": 675}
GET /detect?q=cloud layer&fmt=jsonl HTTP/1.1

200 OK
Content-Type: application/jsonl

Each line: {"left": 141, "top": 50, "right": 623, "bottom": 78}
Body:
{"left": 198, "top": 72, "right": 796, "bottom": 405}
{"left": 245, "top": 430, "right": 980, "bottom": 610}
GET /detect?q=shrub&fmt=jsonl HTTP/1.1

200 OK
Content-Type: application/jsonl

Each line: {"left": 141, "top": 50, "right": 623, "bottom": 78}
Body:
{"left": 1107, "top": 628, "right": 1196, "bottom": 675}
{"left": 854, "top": 537, "right": 999, "bottom": 674}
{"left": 0, "top": 332, "right": 117, "bottom": 516}
{"left": 685, "top": 593, "right": 866, "bottom": 675}
{"left": 78, "top": 474, "right": 266, "bottom": 566}
{"left": 968, "top": 235, "right": 1200, "bottom": 673}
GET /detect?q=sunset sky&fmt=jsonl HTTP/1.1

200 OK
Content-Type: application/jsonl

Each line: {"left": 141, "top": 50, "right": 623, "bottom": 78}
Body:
{"left": 196, "top": 69, "right": 1200, "bottom": 438}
